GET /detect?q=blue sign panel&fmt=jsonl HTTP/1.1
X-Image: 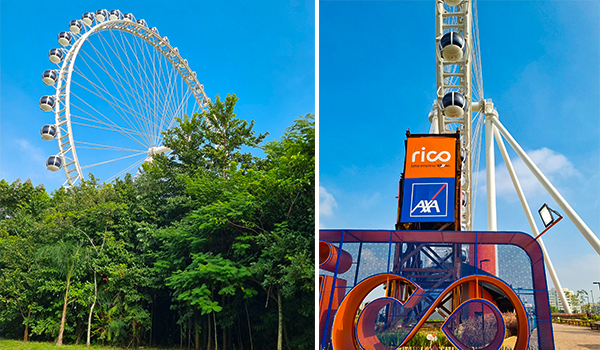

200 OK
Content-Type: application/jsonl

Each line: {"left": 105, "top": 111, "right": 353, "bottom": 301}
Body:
{"left": 400, "top": 178, "right": 455, "bottom": 223}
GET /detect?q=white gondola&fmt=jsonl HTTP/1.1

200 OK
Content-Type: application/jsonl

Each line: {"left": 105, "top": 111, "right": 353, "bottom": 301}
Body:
{"left": 48, "top": 48, "right": 64, "bottom": 63}
{"left": 82, "top": 12, "right": 95, "bottom": 26}
{"left": 40, "top": 125, "right": 58, "bottom": 141}
{"left": 444, "top": 0, "right": 462, "bottom": 6}
{"left": 46, "top": 156, "right": 63, "bottom": 171}
{"left": 169, "top": 47, "right": 179, "bottom": 58}
{"left": 150, "top": 27, "right": 159, "bottom": 35}
{"left": 439, "top": 31, "right": 465, "bottom": 62}
{"left": 69, "top": 19, "right": 83, "bottom": 34}
{"left": 163, "top": 36, "right": 169, "bottom": 45}
{"left": 42, "top": 70, "right": 58, "bottom": 85}
{"left": 95, "top": 9, "right": 108, "bottom": 22}
{"left": 123, "top": 13, "right": 135, "bottom": 22}
{"left": 58, "top": 32, "right": 72, "bottom": 47}
{"left": 441, "top": 91, "right": 466, "bottom": 118}
{"left": 39, "top": 95, "right": 56, "bottom": 112}
{"left": 136, "top": 19, "right": 148, "bottom": 27}
{"left": 178, "top": 59, "right": 188, "bottom": 68}
{"left": 109, "top": 9, "right": 122, "bottom": 21}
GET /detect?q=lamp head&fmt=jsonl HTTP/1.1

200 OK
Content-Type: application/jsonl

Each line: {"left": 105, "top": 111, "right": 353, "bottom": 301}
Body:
{"left": 539, "top": 203, "right": 558, "bottom": 228}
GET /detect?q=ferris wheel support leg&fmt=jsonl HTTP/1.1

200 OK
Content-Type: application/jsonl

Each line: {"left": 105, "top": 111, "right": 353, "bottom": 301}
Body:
{"left": 485, "top": 116, "right": 498, "bottom": 231}
{"left": 490, "top": 116, "right": 600, "bottom": 256}
{"left": 485, "top": 114, "right": 499, "bottom": 275}
{"left": 493, "top": 127, "right": 572, "bottom": 314}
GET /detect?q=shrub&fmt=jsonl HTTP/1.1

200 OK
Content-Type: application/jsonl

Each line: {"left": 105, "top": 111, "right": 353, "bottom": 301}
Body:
{"left": 502, "top": 312, "right": 518, "bottom": 337}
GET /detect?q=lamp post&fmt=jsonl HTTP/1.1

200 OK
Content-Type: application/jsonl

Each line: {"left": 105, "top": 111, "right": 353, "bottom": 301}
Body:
{"left": 532, "top": 204, "right": 563, "bottom": 241}
{"left": 479, "top": 259, "right": 491, "bottom": 270}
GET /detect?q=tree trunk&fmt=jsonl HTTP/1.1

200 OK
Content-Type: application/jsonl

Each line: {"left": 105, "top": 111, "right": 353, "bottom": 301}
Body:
{"left": 195, "top": 312, "right": 200, "bottom": 350}
{"left": 214, "top": 312, "right": 219, "bottom": 350}
{"left": 56, "top": 274, "right": 72, "bottom": 346}
{"left": 236, "top": 314, "right": 243, "bottom": 350}
{"left": 151, "top": 293, "right": 155, "bottom": 346}
{"left": 222, "top": 294, "right": 227, "bottom": 350}
{"left": 87, "top": 272, "right": 97, "bottom": 347}
{"left": 207, "top": 313, "right": 212, "bottom": 350}
{"left": 277, "top": 287, "right": 283, "bottom": 350}
{"left": 283, "top": 320, "right": 291, "bottom": 350}
{"left": 23, "top": 308, "right": 31, "bottom": 342}
{"left": 245, "top": 302, "right": 253, "bottom": 350}
{"left": 188, "top": 318, "right": 192, "bottom": 350}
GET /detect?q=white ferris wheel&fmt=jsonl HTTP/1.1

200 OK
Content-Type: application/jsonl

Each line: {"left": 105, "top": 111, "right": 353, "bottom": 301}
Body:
{"left": 432, "top": 0, "right": 600, "bottom": 314}
{"left": 39, "top": 9, "right": 209, "bottom": 186}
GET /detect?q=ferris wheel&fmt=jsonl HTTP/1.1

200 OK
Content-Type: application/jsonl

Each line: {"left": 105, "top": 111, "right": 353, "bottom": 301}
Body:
{"left": 429, "top": 0, "right": 600, "bottom": 315}
{"left": 39, "top": 9, "right": 209, "bottom": 186}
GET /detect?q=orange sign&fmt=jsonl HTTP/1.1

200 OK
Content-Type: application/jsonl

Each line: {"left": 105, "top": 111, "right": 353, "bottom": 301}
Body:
{"left": 404, "top": 137, "right": 456, "bottom": 179}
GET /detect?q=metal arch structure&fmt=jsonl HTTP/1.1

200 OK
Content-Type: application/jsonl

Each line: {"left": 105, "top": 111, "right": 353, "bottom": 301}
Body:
{"left": 46, "top": 12, "right": 209, "bottom": 186}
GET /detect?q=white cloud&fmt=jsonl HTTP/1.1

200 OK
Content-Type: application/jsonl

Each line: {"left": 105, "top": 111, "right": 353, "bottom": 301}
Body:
{"left": 476, "top": 147, "right": 581, "bottom": 201}
{"left": 319, "top": 185, "right": 338, "bottom": 217}
{"left": 15, "top": 139, "right": 46, "bottom": 163}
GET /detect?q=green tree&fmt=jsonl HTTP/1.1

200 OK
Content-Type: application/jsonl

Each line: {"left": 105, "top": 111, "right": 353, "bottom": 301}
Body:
{"left": 38, "top": 242, "right": 83, "bottom": 346}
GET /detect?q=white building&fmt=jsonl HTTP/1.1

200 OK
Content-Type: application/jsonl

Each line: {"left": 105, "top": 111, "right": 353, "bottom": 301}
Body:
{"left": 549, "top": 288, "right": 581, "bottom": 313}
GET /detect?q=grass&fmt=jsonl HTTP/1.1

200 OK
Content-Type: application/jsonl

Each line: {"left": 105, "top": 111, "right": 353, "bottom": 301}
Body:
{"left": 0, "top": 340, "right": 177, "bottom": 350}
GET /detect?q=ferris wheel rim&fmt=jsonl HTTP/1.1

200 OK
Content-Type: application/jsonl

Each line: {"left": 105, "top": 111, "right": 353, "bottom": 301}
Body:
{"left": 49, "top": 14, "right": 209, "bottom": 186}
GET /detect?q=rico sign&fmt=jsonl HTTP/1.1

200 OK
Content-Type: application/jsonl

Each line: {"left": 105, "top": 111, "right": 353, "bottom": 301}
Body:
{"left": 404, "top": 137, "right": 455, "bottom": 179}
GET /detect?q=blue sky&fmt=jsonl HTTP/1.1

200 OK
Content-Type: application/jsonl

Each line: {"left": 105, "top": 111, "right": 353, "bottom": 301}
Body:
{"left": 0, "top": 0, "right": 314, "bottom": 189}
{"left": 319, "top": 1, "right": 600, "bottom": 295}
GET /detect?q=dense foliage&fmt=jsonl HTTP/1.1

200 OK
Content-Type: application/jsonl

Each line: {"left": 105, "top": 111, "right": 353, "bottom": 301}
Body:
{"left": 0, "top": 94, "right": 315, "bottom": 350}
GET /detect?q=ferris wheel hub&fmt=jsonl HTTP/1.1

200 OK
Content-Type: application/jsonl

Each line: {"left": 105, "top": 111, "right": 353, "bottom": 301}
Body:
{"left": 147, "top": 146, "right": 172, "bottom": 158}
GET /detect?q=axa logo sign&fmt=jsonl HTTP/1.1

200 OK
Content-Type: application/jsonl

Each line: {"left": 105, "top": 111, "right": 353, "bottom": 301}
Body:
{"left": 400, "top": 178, "right": 455, "bottom": 223}
{"left": 411, "top": 198, "right": 441, "bottom": 215}
{"left": 410, "top": 182, "right": 448, "bottom": 218}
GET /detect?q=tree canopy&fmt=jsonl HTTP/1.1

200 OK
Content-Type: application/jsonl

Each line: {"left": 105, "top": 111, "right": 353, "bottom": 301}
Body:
{"left": 0, "top": 95, "right": 315, "bottom": 350}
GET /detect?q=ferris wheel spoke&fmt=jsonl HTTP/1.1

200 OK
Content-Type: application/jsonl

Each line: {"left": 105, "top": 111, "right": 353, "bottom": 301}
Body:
{"left": 70, "top": 117, "right": 154, "bottom": 142}
{"left": 76, "top": 49, "right": 154, "bottom": 143}
{"left": 71, "top": 70, "right": 161, "bottom": 137}
{"left": 70, "top": 88, "right": 158, "bottom": 147}
{"left": 134, "top": 34, "right": 164, "bottom": 145}
{"left": 80, "top": 151, "right": 148, "bottom": 170}
{"left": 158, "top": 63, "right": 185, "bottom": 138}
{"left": 92, "top": 34, "right": 155, "bottom": 139}
{"left": 76, "top": 47, "right": 147, "bottom": 122}
{"left": 116, "top": 31, "right": 157, "bottom": 134}
{"left": 107, "top": 157, "right": 147, "bottom": 183}
{"left": 166, "top": 87, "right": 193, "bottom": 132}
{"left": 75, "top": 141, "right": 146, "bottom": 153}
{"left": 71, "top": 73, "right": 153, "bottom": 135}
{"left": 105, "top": 30, "right": 154, "bottom": 137}
{"left": 140, "top": 36, "right": 180, "bottom": 146}
{"left": 70, "top": 98, "right": 150, "bottom": 149}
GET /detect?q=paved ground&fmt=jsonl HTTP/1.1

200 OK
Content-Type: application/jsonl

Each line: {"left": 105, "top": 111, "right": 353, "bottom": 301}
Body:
{"left": 552, "top": 323, "right": 600, "bottom": 350}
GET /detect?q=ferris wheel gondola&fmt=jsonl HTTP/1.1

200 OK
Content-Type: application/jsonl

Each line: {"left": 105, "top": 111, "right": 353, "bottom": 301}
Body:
{"left": 38, "top": 9, "right": 210, "bottom": 185}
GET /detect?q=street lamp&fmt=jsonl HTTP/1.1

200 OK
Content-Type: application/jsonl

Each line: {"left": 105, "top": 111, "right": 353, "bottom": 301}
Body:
{"left": 479, "top": 259, "right": 491, "bottom": 270}
{"left": 527, "top": 204, "right": 564, "bottom": 243}
{"left": 594, "top": 281, "right": 600, "bottom": 292}
{"left": 538, "top": 203, "right": 562, "bottom": 228}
